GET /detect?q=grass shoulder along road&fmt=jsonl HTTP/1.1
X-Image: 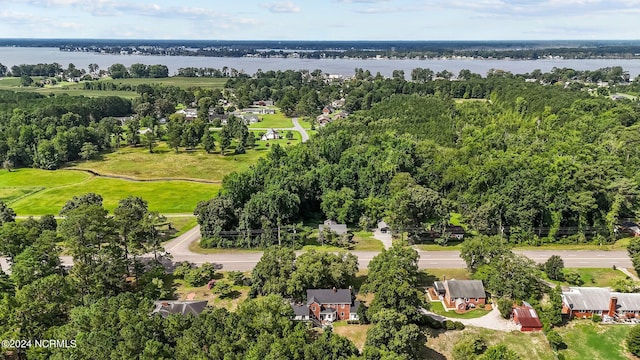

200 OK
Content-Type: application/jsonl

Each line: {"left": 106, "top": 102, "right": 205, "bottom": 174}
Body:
{"left": 542, "top": 268, "right": 627, "bottom": 288}
{"left": 1, "top": 168, "right": 219, "bottom": 216}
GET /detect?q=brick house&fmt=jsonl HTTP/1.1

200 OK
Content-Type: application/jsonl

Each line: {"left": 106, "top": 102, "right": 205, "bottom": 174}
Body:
{"left": 434, "top": 279, "right": 486, "bottom": 313}
{"left": 562, "top": 287, "right": 640, "bottom": 319}
{"left": 291, "top": 288, "right": 360, "bottom": 324}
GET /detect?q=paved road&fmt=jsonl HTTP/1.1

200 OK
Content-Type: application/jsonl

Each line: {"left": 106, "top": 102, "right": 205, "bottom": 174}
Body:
{"left": 291, "top": 117, "right": 310, "bottom": 142}
{"left": 1, "top": 227, "right": 632, "bottom": 273}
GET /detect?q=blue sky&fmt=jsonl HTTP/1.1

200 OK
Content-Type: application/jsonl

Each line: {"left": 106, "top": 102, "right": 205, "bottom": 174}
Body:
{"left": 0, "top": 0, "right": 638, "bottom": 40}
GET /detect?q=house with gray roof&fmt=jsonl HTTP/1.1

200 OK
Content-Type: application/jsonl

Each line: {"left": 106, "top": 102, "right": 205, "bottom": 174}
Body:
{"left": 318, "top": 219, "right": 349, "bottom": 244}
{"left": 151, "top": 300, "right": 208, "bottom": 318}
{"left": 292, "top": 288, "right": 359, "bottom": 324}
{"left": 292, "top": 304, "right": 310, "bottom": 321}
{"left": 562, "top": 287, "right": 640, "bottom": 319}
{"left": 434, "top": 279, "right": 486, "bottom": 313}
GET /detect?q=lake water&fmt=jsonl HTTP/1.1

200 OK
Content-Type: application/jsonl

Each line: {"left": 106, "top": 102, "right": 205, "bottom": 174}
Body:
{"left": 2, "top": 47, "right": 640, "bottom": 78}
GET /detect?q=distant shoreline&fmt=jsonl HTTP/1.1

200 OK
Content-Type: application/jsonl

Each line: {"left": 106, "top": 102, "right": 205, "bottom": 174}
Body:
{"left": 2, "top": 39, "right": 640, "bottom": 60}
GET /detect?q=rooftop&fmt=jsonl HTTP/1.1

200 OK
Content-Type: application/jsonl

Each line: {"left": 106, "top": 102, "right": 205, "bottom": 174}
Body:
{"left": 562, "top": 287, "right": 611, "bottom": 311}
{"left": 152, "top": 300, "right": 208, "bottom": 318}
{"left": 307, "top": 288, "right": 352, "bottom": 305}
{"left": 444, "top": 280, "right": 486, "bottom": 299}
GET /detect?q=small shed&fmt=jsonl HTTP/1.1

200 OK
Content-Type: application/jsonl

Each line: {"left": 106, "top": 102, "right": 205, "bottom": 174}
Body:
{"left": 513, "top": 302, "right": 543, "bottom": 332}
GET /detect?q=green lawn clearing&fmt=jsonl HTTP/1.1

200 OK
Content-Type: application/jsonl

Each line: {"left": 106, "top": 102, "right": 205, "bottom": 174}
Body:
{"left": 297, "top": 117, "right": 313, "bottom": 129}
{"left": 2, "top": 168, "right": 219, "bottom": 216}
{"left": 101, "top": 77, "right": 227, "bottom": 89}
{"left": 542, "top": 268, "right": 625, "bottom": 288}
{"left": 352, "top": 231, "right": 384, "bottom": 251}
{"left": 70, "top": 141, "right": 266, "bottom": 181}
{"left": 558, "top": 321, "right": 632, "bottom": 360}
{"left": 331, "top": 321, "right": 371, "bottom": 350}
{"left": 187, "top": 240, "right": 263, "bottom": 254}
{"left": 424, "top": 268, "right": 472, "bottom": 282}
{"left": 249, "top": 111, "right": 292, "bottom": 128}
{"left": 0, "top": 76, "right": 226, "bottom": 98}
{"left": 428, "top": 301, "right": 491, "bottom": 319}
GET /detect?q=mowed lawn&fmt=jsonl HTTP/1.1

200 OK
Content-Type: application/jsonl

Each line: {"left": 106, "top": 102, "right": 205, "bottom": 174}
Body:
{"left": 0, "top": 76, "right": 227, "bottom": 97}
{"left": 71, "top": 142, "right": 274, "bottom": 181}
{"left": 249, "top": 111, "right": 293, "bottom": 128}
{"left": 558, "top": 321, "right": 632, "bottom": 360}
{"left": 1, "top": 168, "right": 219, "bottom": 215}
{"left": 429, "top": 320, "right": 631, "bottom": 360}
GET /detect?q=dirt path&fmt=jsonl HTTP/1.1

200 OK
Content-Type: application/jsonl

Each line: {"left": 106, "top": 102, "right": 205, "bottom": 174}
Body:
{"left": 65, "top": 168, "right": 220, "bottom": 184}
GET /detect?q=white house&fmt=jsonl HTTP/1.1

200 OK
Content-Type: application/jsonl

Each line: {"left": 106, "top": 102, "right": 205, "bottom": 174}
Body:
{"left": 261, "top": 129, "right": 281, "bottom": 141}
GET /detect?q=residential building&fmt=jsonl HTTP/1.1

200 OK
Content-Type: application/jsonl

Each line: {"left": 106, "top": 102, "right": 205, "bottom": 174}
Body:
{"left": 562, "top": 287, "right": 640, "bottom": 319}
{"left": 316, "top": 114, "right": 331, "bottom": 126}
{"left": 176, "top": 108, "right": 197, "bottom": 121}
{"left": 261, "top": 128, "right": 281, "bottom": 141}
{"left": 318, "top": 219, "right": 348, "bottom": 243}
{"left": 151, "top": 300, "right": 208, "bottom": 318}
{"left": 242, "top": 107, "right": 275, "bottom": 115}
{"left": 513, "top": 302, "right": 543, "bottom": 331}
{"left": 433, "top": 279, "right": 486, "bottom": 313}
{"left": 292, "top": 288, "right": 359, "bottom": 324}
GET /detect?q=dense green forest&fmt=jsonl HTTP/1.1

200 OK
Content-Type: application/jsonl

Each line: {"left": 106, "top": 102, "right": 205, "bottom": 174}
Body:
{"left": 198, "top": 75, "right": 640, "bottom": 246}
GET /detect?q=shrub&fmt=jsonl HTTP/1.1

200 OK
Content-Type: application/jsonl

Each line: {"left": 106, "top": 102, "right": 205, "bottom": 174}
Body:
{"left": 627, "top": 325, "right": 640, "bottom": 357}
{"left": 227, "top": 271, "right": 245, "bottom": 286}
{"left": 172, "top": 261, "right": 193, "bottom": 279}
{"left": 212, "top": 281, "right": 233, "bottom": 298}
{"left": 545, "top": 329, "right": 565, "bottom": 351}
{"left": 497, "top": 298, "right": 513, "bottom": 319}
{"left": 544, "top": 255, "right": 565, "bottom": 281}
{"left": 591, "top": 314, "right": 602, "bottom": 323}
{"left": 564, "top": 270, "right": 584, "bottom": 286}
{"left": 184, "top": 262, "right": 217, "bottom": 287}
{"left": 454, "top": 321, "right": 466, "bottom": 330}
{"left": 452, "top": 334, "right": 487, "bottom": 360}
{"left": 417, "top": 314, "right": 442, "bottom": 329}
{"left": 444, "top": 320, "right": 456, "bottom": 330}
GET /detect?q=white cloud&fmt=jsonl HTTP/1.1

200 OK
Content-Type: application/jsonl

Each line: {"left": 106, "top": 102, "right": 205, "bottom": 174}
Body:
{"left": 261, "top": 1, "right": 301, "bottom": 13}
{"left": 0, "top": 9, "right": 83, "bottom": 31}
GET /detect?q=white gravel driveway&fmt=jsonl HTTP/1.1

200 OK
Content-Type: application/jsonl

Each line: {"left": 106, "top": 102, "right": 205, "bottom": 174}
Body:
{"left": 423, "top": 305, "right": 520, "bottom": 332}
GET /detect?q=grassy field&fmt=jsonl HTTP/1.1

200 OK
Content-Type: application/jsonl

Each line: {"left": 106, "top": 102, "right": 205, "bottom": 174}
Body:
{"left": 173, "top": 272, "right": 250, "bottom": 311}
{"left": 100, "top": 77, "right": 227, "bottom": 89}
{"left": 249, "top": 111, "right": 293, "bottom": 128}
{"left": 429, "top": 301, "right": 491, "bottom": 319}
{"left": 423, "top": 269, "right": 472, "bottom": 284}
{"left": 541, "top": 268, "right": 626, "bottom": 288}
{"left": 332, "top": 321, "right": 371, "bottom": 350}
{"left": 188, "top": 239, "right": 263, "bottom": 254}
{"left": 558, "top": 321, "right": 632, "bottom": 360}
{"left": 297, "top": 117, "right": 313, "bottom": 129}
{"left": 416, "top": 238, "right": 633, "bottom": 252}
{"left": 1, "top": 168, "right": 219, "bottom": 215}
{"left": 428, "top": 326, "right": 554, "bottom": 360}
{"left": 71, "top": 142, "right": 271, "bottom": 181}
{"left": 352, "top": 231, "right": 384, "bottom": 251}
{"left": 0, "top": 76, "right": 227, "bottom": 97}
